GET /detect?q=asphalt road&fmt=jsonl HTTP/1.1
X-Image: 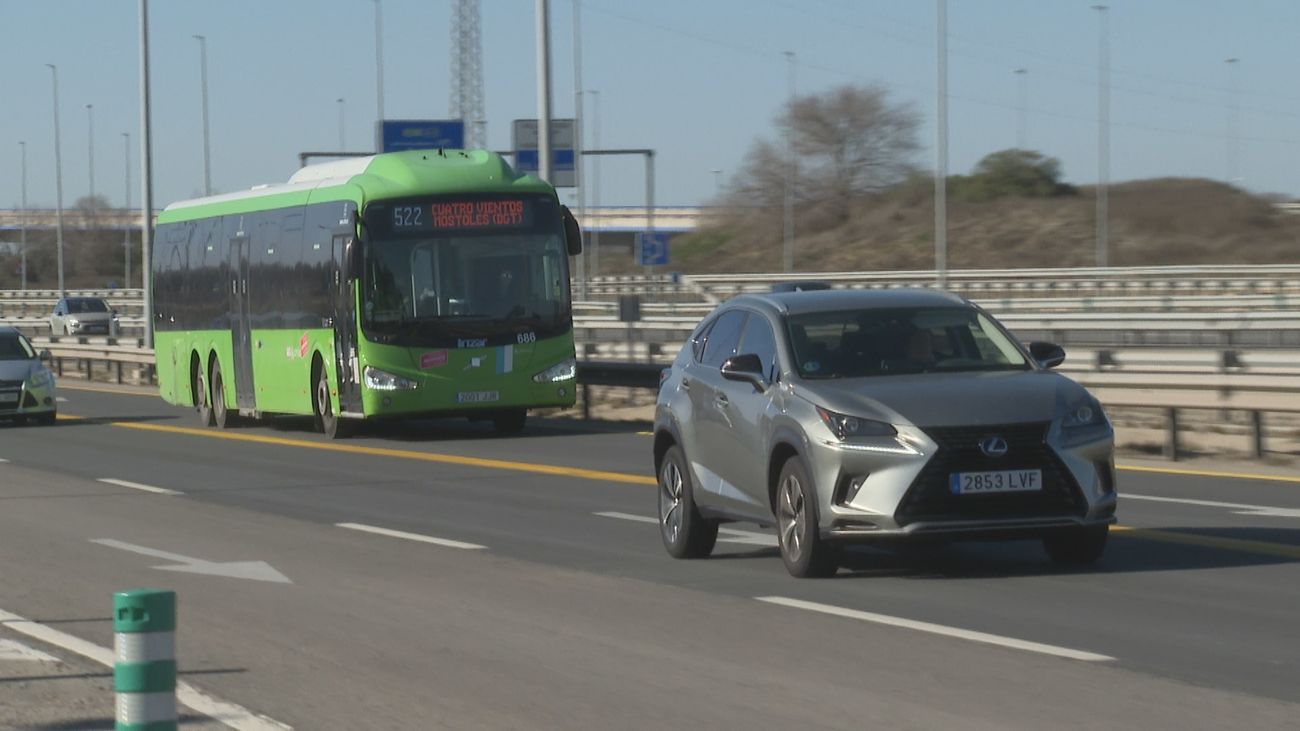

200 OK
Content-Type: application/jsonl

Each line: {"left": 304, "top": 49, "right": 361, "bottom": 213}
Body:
{"left": 0, "top": 385, "right": 1298, "bottom": 729}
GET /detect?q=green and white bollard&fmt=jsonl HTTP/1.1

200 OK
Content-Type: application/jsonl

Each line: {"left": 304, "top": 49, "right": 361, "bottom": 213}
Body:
{"left": 114, "top": 588, "right": 177, "bottom": 731}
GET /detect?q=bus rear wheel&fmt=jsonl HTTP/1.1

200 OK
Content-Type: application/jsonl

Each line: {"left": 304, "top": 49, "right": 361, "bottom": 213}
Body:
{"left": 195, "top": 366, "right": 214, "bottom": 427}
{"left": 314, "top": 366, "right": 349, "bottom": 439}
{"left": 211, "top": 362, "right": 232, "bottom": 429}
{"left": 492, "top": 409, "right": 527, "bottom": 435}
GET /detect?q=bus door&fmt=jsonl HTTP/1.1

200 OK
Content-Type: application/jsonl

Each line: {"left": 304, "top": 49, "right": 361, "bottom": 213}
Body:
{"left": 331, "top": 229, "right": 361, "bottom": 412}
{"left": 228, "top": 234, "right": 256, "bottom": 410}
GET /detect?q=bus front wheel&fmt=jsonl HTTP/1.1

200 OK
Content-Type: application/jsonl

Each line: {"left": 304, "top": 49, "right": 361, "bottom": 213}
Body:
{"left": 314, "top": 365, "right": 349, "bottom": 439}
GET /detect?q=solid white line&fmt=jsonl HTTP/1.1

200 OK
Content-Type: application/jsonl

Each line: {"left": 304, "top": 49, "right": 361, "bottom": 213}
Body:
{"left": 593, "top": 511, "right": 777, "bottom": 546}
{"left": 0, "top": 607, "right": 291, "bottom": 730}
{"left": 97, "top": 477, "right": 183, "bottom": 496}
{"left": 335, "top": 522, "right": 486, "bottom": 550}
{"left": 755, "top": 596, "right": 1115, "bottom": 663}
{"left": 0, "top": 458, "right": 8, "bottom": 463}
{"left": 0, "top": 638, "right": 60, "bottom": 663}
{"left": 1125, "top": 493, "right": 1300, "bottom": 518}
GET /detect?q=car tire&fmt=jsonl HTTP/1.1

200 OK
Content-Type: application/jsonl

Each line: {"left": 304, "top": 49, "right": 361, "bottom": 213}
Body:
{"left": 1043, "top": 525, "right": 1109, "bottom": 565}
{"left": 492, "top": 409, "right": 527, "bottom": 435}
{"left": 775, "top": 455, "right": 838, "bottom": 578}
{"left": 195, "top": 367, "right": 214, "bottom": 427}
{"left": 211, "top": 362, "right": 233, "bottom": 429}
{"left": 658, "top": 444, "right": 718, "bottom": 559}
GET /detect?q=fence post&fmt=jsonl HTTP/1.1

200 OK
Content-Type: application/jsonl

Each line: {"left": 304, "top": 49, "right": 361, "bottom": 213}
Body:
{"left": 1251, "top": 410, "right": 1265, "bottom": 459}
{"left": 582, "top": 383, "right": 591, "bottom": 420}
{"left": 1164, "top": 408, "right": 1180, "bottom": 461}
{"left": 114, "top": 588, "right": 177, "bottom": 731}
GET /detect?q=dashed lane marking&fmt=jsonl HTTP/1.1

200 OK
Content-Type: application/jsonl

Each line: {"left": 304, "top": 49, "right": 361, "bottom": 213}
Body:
{"left": 1124, "top": 493, "right": 1300, "bottom": 518}
{"left": 96, "top": 477, "right": 183, "bottom": 496}
{"left": 335, "top": 522, "right": 487, "bottom": 550}
{"left": 756, "top": 596, "right": 1115, "bottom": 662}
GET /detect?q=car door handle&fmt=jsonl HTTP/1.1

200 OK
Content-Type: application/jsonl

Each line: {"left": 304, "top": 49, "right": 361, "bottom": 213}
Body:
{"left": 714, "top": 394, "right": 729, "bottom": 408}
{"left": 681, "top": 377, "right": 693, "bottom": 392}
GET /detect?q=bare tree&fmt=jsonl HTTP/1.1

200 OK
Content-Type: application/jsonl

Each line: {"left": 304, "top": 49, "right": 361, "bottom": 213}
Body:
{"left": 726, "top": 83, "right": 920, "bottom": 222}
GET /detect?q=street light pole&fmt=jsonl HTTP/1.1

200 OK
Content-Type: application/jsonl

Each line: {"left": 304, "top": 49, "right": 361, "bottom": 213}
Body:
{"left": 374, "top": 0, "right": 385, "bottom": 131}
{"left": 18, "top": 141, "right": 27, "bottom": 291}
{"left": 46, "top": 63, "right": 67, "bottom": 296}
{"left": 1014, "top": 68, "right": 1028, "bottom": 149}
{"left": 587, "top": 89, "right": 600, "bottom": 278}
{"left": 934, "top": 0, "right": 948, "bottom": 288}
{"left": 86, "top": 103, "right": 96, "bottom": 205}
{"left": 783, "top": 50, "right": 796, "bottom": 273}
{"left": 1225, "top": 57, "right": 1240, "bottom": 185}
{"left": 193, "top": 34, "right": 212, "bottom": 196}
{"left": 337, "top": 97, "right": 346, "bottom": 151}
{"left": 572, "top": 0, "right": 586, "bottom": 299}
{"left": 140, "top": 0, "right": 156, "bottom": 347}
{"left": 122, "top": 132, "right": 132, "bottom": 289}
{"left": 1092, "top": 4, "right": 1109, "bottom": 268}
{"left": 536, "top": 0, "right": 553, "bottom": 184}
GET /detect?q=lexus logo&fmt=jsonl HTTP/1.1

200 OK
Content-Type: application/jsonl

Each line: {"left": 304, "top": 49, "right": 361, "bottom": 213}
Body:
{"left": 979, "top": 436, "right": 1009, "bottom": 458}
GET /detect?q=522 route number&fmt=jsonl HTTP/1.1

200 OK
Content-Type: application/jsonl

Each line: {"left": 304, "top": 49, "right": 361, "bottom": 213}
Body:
{"left": 393, "top": 206, "right": 424, "bottom": 228}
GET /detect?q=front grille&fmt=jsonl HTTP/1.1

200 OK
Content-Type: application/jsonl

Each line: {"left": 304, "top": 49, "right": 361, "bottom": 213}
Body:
{"left": 0, "top": 388, "right": 19, "bottom": 413}
{"left": 0, "top": 379, "right": 22, "bottom": 388}
{"left": 895, "top": 422, "right": 1086, "bottom": 526}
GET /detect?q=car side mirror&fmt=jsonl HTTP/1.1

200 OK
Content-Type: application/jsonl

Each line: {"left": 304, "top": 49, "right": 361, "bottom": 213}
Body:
{"left": 720, "top": 353, "right": 768, "bottom": 391}
{"left": 562, "top": 205, "right": 583, "bottom": 256}
{"left": 1029, "top": 341, "right": 1066, "bottom": 369}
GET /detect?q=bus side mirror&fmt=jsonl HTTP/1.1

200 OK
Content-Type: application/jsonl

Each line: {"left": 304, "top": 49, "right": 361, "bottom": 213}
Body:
{"left": 562, "top": 206, "right": 583, "bottom": 256}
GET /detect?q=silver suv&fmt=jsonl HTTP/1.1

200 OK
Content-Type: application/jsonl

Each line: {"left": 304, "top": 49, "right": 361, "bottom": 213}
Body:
{"left": 653, "top": 289, "right": 1117, "bottom": 578}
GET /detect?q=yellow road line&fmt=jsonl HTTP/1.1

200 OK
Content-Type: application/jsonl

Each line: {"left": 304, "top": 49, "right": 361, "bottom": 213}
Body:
{"left": 111, "top": 420, "right": 659, "bottom": 486}
{"left": 1112, "top": 524, "right": 1300, "bottom": 560}
{"left": 58, "top": 383, "right": 159, "bottom": 398}
{"left": 1118, "top": 463, "right": 1300, "bottom": 485}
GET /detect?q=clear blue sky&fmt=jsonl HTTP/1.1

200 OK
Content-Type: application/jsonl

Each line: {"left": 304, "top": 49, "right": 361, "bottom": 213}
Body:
{"left": 4, "top": 0, "right": 1299, "bottom": 211}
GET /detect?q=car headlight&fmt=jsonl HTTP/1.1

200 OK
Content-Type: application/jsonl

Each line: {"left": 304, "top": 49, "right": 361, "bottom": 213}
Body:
{"left": 28, "top": 369, "right": 52, "bottom": 389}
{"left": 533, "top": 357, "right": 576, "bottom": 383}
{"left": 1060, "top": 397, "right": 1111, "bottom": 445}
{"left": 815, "top": 406, "right": 896, "bottom": 440}
{"left": 363, "top": 366, "right": 418, "bottom": 391}
{"left": 66, "top": 318, "right": 80, "bottom": 326}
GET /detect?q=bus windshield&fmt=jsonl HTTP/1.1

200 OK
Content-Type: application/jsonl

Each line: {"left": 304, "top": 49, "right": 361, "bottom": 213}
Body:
{"left": 361, "top": 196, "right": 571, "bottom": 346}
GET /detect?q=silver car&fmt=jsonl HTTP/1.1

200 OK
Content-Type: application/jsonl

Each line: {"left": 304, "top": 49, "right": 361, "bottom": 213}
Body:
{"left": 50, "top": 296, "right": 119, "bottom": 336}
{"left": 0, "top": 326, "right": 57, "bottom": 426}
{"left": 653, "top": 289, "right": 1116, "bottom": 578}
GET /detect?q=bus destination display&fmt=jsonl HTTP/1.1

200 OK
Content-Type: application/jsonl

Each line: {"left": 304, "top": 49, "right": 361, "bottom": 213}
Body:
{"left": 391, "top": 199, "right": 533, "bottom": 232}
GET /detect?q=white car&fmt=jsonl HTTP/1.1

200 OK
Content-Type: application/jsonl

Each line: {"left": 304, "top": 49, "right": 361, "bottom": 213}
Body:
{"left": 50, "top": 296, "right": 119, "bottom": 336}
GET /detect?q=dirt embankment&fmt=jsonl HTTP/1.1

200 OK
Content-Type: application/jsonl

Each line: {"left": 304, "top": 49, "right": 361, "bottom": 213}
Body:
{"left": 643, "top": 178, "right": 1300, "bottom": 274}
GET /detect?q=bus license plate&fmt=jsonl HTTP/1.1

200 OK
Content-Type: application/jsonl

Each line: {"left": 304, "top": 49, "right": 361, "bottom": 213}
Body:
{"left": 456, "top": 390, "right": 499, "bottom": 404}
{"left": 949, "top": 469, "right": 1042, "bottom": 495}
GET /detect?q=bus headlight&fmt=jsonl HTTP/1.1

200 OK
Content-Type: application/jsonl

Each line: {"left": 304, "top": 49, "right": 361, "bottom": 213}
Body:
{"left": 364, "top": 366, "right": 418, "bottom": 391}
{"left": 533, "top": 358, "right": 576, "bottom": 383}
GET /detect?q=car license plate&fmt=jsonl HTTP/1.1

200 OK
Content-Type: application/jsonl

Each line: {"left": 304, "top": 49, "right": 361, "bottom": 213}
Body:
{"left": 0, "top": 392, "right": 18, "bottom": 405}
{"left": 456, "top": 390, "right": 499, "bottom": 404}
{"left": 950, "top": 469, "right": 1042, "bottom": 495}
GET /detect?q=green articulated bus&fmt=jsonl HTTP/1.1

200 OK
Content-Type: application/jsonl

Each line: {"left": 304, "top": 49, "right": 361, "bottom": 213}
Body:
{"left": 152, "top": 149, "right": 583, "bottom": 438}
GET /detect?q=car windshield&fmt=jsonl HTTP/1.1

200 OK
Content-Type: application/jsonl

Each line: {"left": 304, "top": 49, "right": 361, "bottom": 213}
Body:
{"left": 360, "top": 196, "right": 571, "bottom": 346}
{"left": 0, "top": 333, "right": 36, "bottom": 361}
{"left": 66, "top": 298, "right": 109, "bottom": 314}
{"left": 786, "top": 307, "right": 1029, "bottom": 378}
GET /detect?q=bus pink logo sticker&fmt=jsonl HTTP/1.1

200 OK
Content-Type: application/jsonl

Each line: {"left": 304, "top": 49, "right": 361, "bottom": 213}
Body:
{"left": 420, "top": 350, "right": 448, "bottom": 369}
{"left": 299, "top": 333, "right": 310, "bottom": 359}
